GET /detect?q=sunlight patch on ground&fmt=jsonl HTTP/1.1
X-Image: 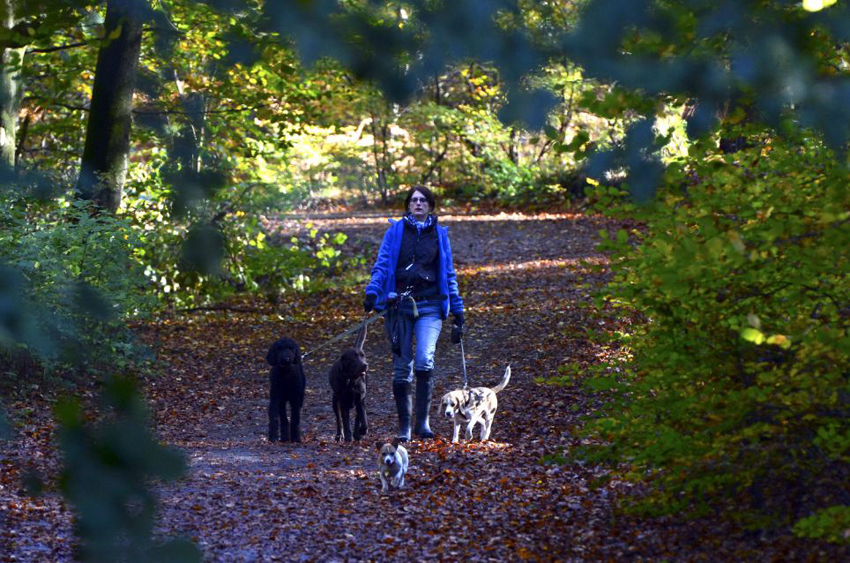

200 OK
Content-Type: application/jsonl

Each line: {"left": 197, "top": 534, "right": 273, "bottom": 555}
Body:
{"left": 278, "top": 210, "right": 587, "bottom": 226}
{"left": 445, "top": 440, "right": 513, "bottom": 451}
{"left": 458, "top": 257, "right": 608, "bottom": 275}
{"left": 443, "top": 211, "right": 586, "bottom": 222}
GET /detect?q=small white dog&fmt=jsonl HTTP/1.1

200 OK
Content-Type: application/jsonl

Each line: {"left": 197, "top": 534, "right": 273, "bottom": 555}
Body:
{"left": 375, "top": 438, "right": 408, "bottom": 491}
{"left": 440, "top": 365, "right": 511, "bottom": 443}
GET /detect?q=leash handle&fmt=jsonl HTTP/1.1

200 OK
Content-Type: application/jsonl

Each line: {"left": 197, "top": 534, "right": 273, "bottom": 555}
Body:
{"left": 389, "top": 287, "right": 418, "bottom": 318}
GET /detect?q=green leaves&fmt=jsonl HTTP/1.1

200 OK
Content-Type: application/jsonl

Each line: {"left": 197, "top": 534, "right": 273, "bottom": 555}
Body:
{"left": 579, "top": 131, "right": 849, "bottom": 532}
{"left": 793, "top": 506, "right": 850, "bottom": 544}
{"left": 57, "top": 375, "right": 201, "bottom": 562}
{"left": 181, "top": 224, "right": 225, "bottom": 276}
{"left": 0, "top": 198, "right": 152, "bottom": 368}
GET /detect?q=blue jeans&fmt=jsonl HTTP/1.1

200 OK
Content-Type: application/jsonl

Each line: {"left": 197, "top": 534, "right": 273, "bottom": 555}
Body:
{"left": 386, "top": 299, "right": 443, "bottom": 384}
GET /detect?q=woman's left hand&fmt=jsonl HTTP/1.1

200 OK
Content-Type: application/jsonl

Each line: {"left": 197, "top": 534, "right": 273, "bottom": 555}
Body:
{"left": 451, "top": 312, "right": 465, "bottom": 344}
{"left": 452, "top": 312, "right": 464, "bottom": 328}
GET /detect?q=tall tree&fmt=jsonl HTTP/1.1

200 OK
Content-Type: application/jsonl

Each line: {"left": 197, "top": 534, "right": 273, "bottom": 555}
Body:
{"left": 0, "top": 0, "right": 26, "bottom": 173}
{"left": 75, "top": 0, "right": 147, "bottom": 212}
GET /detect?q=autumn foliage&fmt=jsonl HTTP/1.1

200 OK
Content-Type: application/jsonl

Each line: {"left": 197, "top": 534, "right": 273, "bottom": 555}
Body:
{"left": 579, "top": 131, "right": 848, "bottom": 540}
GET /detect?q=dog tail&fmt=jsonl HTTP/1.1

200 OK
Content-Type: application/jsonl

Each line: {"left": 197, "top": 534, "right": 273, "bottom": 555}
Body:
{"left": 492, "top": 365, "right": 511, "bottom": 393}
{"left": 355, "top": 318, "right": 367, "bottom": 352}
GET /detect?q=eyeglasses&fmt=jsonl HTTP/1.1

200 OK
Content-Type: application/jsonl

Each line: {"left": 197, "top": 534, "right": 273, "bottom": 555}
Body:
{"left": 409, "top": 197, "right": 428, "bottom": 203}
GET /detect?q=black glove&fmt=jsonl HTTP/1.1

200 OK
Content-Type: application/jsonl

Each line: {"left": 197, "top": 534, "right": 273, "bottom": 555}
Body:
{"left": 363, "top": 293, "right": 376, "bottom": 313}
{"left": 451, "top": 312, "right": 465, "bottom": 344}
{"left": 453, "top": 312, "right": 464, "bottom": 328}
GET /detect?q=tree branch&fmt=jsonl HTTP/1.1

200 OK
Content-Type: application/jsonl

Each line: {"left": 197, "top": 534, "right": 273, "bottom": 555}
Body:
{"left": 132, "top": 104, "right": 267, "bottom": 116}
{"left": 27, "top": 41, "right": 91, "bottom": 54}
{"left": 176, "top": 304, "right": 264, "bottom": 314}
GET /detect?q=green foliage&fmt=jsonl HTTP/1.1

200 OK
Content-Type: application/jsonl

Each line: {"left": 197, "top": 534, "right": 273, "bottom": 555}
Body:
{"left": 578, "top": 131, "right": 848, "bottom": 532}
{"left": 560, "top": 0, "right": 850, "bottom": 198}
{"left": 793, "top": 505, "right": 850, "bottom": 544}
{"left": 122, "top": 176, "right": 357, "bottom": 306}
{"left": 0, "top": 196, "right": 153, "bottom": 367}
{"left": 56, "top": 375, "right": 201, "bottom": 562}
{"left": 224, "top": 218, "right": 357, "bottom": 298}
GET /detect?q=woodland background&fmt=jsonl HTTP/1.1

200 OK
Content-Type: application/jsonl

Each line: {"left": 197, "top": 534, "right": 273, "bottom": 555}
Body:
{"left": 0, "top": 0, "right": 848, "bottom": 561}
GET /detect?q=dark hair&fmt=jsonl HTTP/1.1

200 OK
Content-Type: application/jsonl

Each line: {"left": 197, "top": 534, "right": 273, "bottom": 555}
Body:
{"left": 403, "top": 185, "right": 436, "bottom": 211}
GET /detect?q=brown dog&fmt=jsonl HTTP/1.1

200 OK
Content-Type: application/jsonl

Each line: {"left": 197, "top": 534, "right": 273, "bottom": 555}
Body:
{"left": 328, "top": 323, "right": 368, "bottom": 441}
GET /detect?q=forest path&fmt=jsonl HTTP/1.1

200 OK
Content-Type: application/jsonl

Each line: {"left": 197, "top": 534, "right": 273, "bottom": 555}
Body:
{"left": 142, "top": 208, "right": 638, "bottom": 562}
{"left": 3, "top": 208, "right": 819, "bottom": 561}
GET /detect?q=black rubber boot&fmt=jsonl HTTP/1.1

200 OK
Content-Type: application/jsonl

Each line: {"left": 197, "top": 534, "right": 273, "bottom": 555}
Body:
{"left": 392, "top": 380, "right": 412, "bottom": 442}
{"left": 414, "top": 369, "right": 435, "bottom": 439}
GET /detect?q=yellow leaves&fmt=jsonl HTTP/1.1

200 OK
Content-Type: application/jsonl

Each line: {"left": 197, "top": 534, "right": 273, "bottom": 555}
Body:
{"left": 766, "top": 334, "right": 791, "bottom": 349}
{"left": 802, "top": 0, "right": 837, "bottom": 12}
{"left": 741, "top": 328, "right": 765, "bottom": 344}
{"left": 727, "top": 106, "right": 747, "bottom": 125}
{"left": 728, "top": 231, "right": 746, "bottom": 254}
{"left": 741, "top": 327, "right": 792, "bottom": 349}
{"left": 107, "top": 24, "right": 123, "bottom": 42}
{"left": 744, "top": 312, "right": 791, "bottom": 348}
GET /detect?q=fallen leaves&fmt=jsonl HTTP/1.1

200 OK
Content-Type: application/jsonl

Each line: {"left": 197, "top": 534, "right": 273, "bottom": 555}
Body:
{"left": 1, "top": 209, "right": 841, "bottom": 562}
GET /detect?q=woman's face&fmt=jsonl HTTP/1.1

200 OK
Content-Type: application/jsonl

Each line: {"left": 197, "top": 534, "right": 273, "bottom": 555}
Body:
{"left": 408, "top": 190, "right": 430, "bottom": 221}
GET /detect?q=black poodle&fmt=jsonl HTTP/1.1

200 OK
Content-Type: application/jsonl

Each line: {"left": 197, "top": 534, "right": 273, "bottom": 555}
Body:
{"left": 266, "top": 337, "right": 306, "bottom": 442}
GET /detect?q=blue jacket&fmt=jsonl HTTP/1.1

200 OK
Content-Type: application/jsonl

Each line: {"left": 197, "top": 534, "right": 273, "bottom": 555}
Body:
{"left": 365, "top": 217, "right": 464, "bottom": 319}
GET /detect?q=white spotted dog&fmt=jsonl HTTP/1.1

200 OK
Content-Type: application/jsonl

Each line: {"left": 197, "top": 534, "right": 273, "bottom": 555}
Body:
{"left": 440, "top": 365, "right": 511, "bottom": 443}
{"left": 375, "top": 438, "right": 409, "bottom": 492}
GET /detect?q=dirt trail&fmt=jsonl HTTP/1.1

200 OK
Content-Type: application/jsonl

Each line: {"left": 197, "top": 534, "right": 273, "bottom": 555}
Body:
{"left": 4, "top": 209, "right": 824, "bottom": 561}
{"left": 142, "top": 209, "right": 622, "bottom": 562}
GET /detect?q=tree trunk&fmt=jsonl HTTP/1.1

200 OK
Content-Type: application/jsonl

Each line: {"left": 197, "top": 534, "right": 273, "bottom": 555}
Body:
{"left": 0, "top": 1, "right": 25, "bottom": 174}
{"left": 75, "top": 0, "right": 145, "bottom": 212}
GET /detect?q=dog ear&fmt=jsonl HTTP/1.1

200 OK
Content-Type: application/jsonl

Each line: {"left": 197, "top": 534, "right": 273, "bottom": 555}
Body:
{"left": 266, "top": 342, "right": 279, "bottom": 366}
{"left": 375, "top": 441, "right": 384, "bottom": 451}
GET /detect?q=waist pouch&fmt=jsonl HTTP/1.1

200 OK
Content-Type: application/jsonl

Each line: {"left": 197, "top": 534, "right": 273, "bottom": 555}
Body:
{"left": 383, "top": 294, "right": 426, "bottom": 356}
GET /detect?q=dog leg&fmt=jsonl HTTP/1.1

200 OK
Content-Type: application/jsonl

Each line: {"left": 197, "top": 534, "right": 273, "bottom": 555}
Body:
{"left": 341, "top": 407, "right": 353, "bottom": 442}
{"left": 268, "top": 385, "right": 280, "bottom": 442}
{"left": 452, "top": 421, "right": 461, "bottom": 443}
{"left": 333, "top": 396, "right": 343, "bottom": 442}
{"left": 481, "top": 415, "right": 493, "bottom": 441}
{"left": 465, "top": 418, "right": 477, "bottom": 440}
{"left": 353, "top": 399, "right": 368, "bottom": 440}
{"left": 289, "top": 401, "right": 301, "bottom": 443}
{"left": 279, "top": 402, "right": 290, "bottom": 443}
{"left": 380, "top": 473, "right": 389, "bottom": 492}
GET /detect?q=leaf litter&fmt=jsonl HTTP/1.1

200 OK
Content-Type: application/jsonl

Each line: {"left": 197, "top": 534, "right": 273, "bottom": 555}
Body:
{"left": 1, "top": 209, "right": 842, "bottom": 561}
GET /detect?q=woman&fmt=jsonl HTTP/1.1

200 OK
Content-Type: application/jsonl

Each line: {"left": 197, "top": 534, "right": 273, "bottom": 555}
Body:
{"left": 363, "top": 186, "right": 465, "bottom": 441}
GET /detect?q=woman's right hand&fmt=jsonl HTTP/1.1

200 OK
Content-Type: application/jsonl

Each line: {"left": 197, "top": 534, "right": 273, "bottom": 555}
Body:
{"left": 363, "top": 293, "right": 376, "bottom": 313}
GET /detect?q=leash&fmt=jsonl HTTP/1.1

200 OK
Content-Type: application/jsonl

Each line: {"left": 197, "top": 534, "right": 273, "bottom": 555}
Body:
{"left": 391, "top": 287, "right": 418, "bottom": 318}
{"left": 301, "top": 311, "right": 383, "bottom": 359}
{"left": 460, "top": 338, "right": 468, "bottom": 389}
{"left": 301, "top": 288, "right": 419, "bottom": 360}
